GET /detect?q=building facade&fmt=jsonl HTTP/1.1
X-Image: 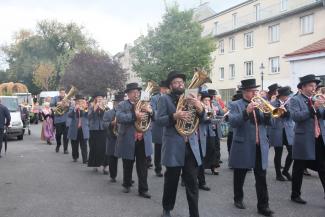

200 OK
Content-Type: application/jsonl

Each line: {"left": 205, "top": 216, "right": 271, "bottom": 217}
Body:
{"left": 199, "top": 0, "right": 325, "bottom": 101}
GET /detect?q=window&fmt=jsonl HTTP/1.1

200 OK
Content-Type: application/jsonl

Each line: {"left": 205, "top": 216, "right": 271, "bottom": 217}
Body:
{"left": 229, "top": 37, "right": 235, "bottom": 51}
{"left": 269, "top": 57, "right": 280, "bottom": 73}
{"left": 219, "top": 67, "right": 225, "bottom": 80}
{"left": 229, "top": 64, "right": 235, "bottom": 79}
{"left": 244, "top": 61, "right": 254, "bottom": 76}
{"left": 244, "top": 32, "right": 253, "bottom": 48}
{"left": 281, "top": 0, "right": 288, "bottom": 11}
{"left": 300, "top": 14, "right": 314, "bottom": 35}
{"left": 268, "top": 24, "right": 280, "bottom": 42}
{"left": 232, "top": 13, "right": 237, "bottom": 29}
{"left": 219, "top": 40, "right": 224, "bottom": 54}
{"left": 255, "top": 4, "right": 260, "bottom": 21}
{"left": 213, "top": 21, "right": 218, "bottom": 35}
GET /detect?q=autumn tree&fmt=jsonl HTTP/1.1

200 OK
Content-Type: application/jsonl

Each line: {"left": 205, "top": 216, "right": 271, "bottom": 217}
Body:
{"left": 33, "top": 63, "right": 56, "bottom": 90}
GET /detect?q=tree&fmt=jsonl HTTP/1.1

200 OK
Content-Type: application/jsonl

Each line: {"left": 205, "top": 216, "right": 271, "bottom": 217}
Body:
{"left": 61, "top": 51, "right": 127, "bottom": 96}
{"left": 131, "top": 5, "right": 216, "bottom": 83}
{"left": 33, "top": 63, "right": 56, "bottom": 90}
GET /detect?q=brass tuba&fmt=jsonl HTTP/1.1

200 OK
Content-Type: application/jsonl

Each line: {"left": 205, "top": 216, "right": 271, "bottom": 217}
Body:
{"left": 251, "top": 96, "right": 285, "bottom": 118}
{"left": 54, "top": 86, "right": 77, "bottom": 115}
{"left": 134, "top": 80, "right": 159, "bottom": 132}
{"left": 175, "top": 69, "right": 212, "bottom": 137}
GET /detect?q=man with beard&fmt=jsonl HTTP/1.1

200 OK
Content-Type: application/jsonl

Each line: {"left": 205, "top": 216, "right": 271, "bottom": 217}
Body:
{"left": 156, "top": 70, "right": 204, "bottom": 217}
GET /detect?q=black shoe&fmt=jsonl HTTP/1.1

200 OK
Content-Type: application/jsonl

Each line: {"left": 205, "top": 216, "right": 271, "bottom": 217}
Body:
{"left": 211, "top": 169, "right": 219, "bottom": 175}
{"left": 161, "top": 209, "right": 171, "bottom": 217}
{"left": 73, "top": 158, "right": 77, "bottom": 162}
{"left": 303, "top": 169, "right": 311, "bottom": 176}
{"left": 276, "top": 175, "right": 286, "bottom": 181}
{"left": 64, "top": 150, "right": 69, "bottom": 154}
{"left": 258, "top": 207, "right": 274, "bottom": 216}
{"left": 123, "top": 187, "right": 130, "bottom": 193}
{"left": 219, "top": 160, "right": 223, "bottom": 164}
{"left": 234, "top": 201, "right": 246, "bottom": 209}
{"left": 156, "top": 172, "right": 163, "bottom": 177}
{"left": 103, "top": 170, "right": 109, "bottom": 175}
{"left": 291, "top": 196, "right": 307, "bottom": 204}
{"left": 282, "top": 170, "right": 292, "bottom": 181}
{"left": 199, "top": 185, "right": 211, "bottom": 191}
{"left": 139, "top": 191, "right": 151, "bottom": 199}
{"left": 55, "top": 147, "right": 59, "bottom": 153}
{"left": 110, "top": 178, "right": 116, "bottom": 183}
{"left": 82, "top": 160, "right": 88, "bottom": 164}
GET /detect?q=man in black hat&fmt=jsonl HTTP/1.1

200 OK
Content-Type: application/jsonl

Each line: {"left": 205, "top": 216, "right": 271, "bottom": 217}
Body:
{"left": 116, "top": 83, "right": 153, "bottom": 198}
{"left": 150, "top": 80, "right": 169, "bottom": 177}
{"left": 268, "top": 86, "right": 294, "bottom": 181}
{"left": 228, "top": 78, "right": 274, "bottom": 216}
{"left": 103, "top": 92, "right": 125, "bottom": 182}
{"left": 0, "top": 99, "right": 10, "bottom": 157}
{"left": 267, "top": 83, "right": 280, "bottom": 102}
{"left": 156, "top": 70, "right": 204, "bottom": 217}
{"left": 289, "top": 74, "right": 325, "bottom": 204}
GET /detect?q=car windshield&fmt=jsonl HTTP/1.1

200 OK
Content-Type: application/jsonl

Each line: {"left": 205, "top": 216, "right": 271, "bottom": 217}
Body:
{"left": 0, "top": 97, "right": 19, "bottom": 112}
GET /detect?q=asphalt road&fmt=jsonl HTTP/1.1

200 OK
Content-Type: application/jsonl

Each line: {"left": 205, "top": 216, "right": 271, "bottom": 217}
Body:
{"left": 0, "top": 124, "right": 324, "bottom": 217}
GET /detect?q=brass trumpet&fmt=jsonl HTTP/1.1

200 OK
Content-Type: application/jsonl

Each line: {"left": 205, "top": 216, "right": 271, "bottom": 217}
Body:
{"left": 251, "top": 96, "right": 285, "bottom": 118}
{"left": 313, "top": 94, "right": 325, "bottom": 107}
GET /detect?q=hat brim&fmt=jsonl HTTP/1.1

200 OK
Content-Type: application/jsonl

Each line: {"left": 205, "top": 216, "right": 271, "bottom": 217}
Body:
{"left": 124, "top": 87, "right": 142, "bottom": 93}
{"left": 239, "top": 85, "right": 260, "bottom": 90}
{"left": 166, "top": 74, "right": 186, "bottom": 86}
{"left": 297, "top": 79, "right": 321, "bottom": 89}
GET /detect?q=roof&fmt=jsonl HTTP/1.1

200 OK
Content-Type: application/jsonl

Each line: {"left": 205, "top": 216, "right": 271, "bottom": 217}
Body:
{"left": 285, "top": 38, "right": 325, "bottom": 57}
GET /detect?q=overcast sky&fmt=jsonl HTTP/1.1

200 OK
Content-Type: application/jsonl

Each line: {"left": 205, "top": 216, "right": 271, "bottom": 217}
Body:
{"left": 0, "top": 0, "right": 245, "bottom": 56}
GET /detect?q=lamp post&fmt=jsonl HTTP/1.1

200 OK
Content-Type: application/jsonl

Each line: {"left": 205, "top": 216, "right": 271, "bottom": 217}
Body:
{"left": 260, "top": 63, "right": 265, "bottom": 90}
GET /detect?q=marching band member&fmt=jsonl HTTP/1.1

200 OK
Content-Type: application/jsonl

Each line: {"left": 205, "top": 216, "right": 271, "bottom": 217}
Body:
{"left": 289, "top": 74, "right": 325, "bottom": 204}
{"left": 103, "top": 92, "right": 125, "bottom": 182}
{"left": 116, "top": 83, "right": 153, "bottom": 198}
{"left": 228, "top": 78, "right": 274, "bottom": 216}
{"left": 67, "top": 95, "right": 89, "bottom": 164}
{"left": 88, "top": 92, "right": 108, "bottom": 173}
{"left": 156, "top": 70, "right": 204, "bottom": 217}
{"left": 268, "top": 86, "right": 294, "bottom": 181}
{"left": 50, "top": 88, "right": 69, "bottom": 154}
{"left": 267, "top": 83, "right": 280, "bottom": 102}
{"left": 150, "top": 80, "right": 169, "bottom": 177}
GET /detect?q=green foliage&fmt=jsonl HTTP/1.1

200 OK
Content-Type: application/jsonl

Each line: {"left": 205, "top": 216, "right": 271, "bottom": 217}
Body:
{"left": 131, "top": 5, "right": 215, "bottom": 83}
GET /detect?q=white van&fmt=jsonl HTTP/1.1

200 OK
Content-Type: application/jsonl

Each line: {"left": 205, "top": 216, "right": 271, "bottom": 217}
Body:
{"left": 0, "top": 96, "right": 24, "bottom": 140}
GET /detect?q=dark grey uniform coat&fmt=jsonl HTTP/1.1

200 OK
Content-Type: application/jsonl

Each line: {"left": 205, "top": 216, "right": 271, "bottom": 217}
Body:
{"left": 150, "top": 93, "right": 163, "bottom": 144}
{"left": 67, "top": 108, "right": 89, "bottom": 140}
{"left": 268, "top": 98, "right": 295, "bottom": 147}
{"left": 198, "top": 115, "right": 217, "bottom": 157}
{"left": 115, "top": 100, "right": 153, "bottom": 160}
{"left": 103, "top": 109, "right": 118, "bottom": 156}
{"left": 156, "top": 93, "right": 202, "bottom": 167}
{"left": 289, "top": 94, "right": 325, "bottom": 160}
{"left": 50, "top": 96, "right": 68, "bottom": 124}
{"left": 228, "top": 98, "right": 271, "bottom": 170}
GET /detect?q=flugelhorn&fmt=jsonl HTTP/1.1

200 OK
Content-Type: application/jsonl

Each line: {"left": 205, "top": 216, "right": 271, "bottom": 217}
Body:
{"left": 251, "top": 96, "right": 285, "bottom": 118}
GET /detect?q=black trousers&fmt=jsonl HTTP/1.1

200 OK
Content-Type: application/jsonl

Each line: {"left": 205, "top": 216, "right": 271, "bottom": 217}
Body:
{"left": 55, "top": 122, "right": 68, "bottom": 151}
{"left": 274, "top": 129, "right": 293, "bottom": 176}
{"left": 215, "top": 136, "right": 221, "bottom": 164}
{"left": 227, "top": 131, "right": 233, "bottom": 154}
{"left": 291, "top": 136, "right": 325, "bottom": 198}
{"left": 162, "top": 144, "right": 199, "bottom": 217}
{"left": 122, "top": 139, "right": 148, "bottom": 193}
{"left": 109, "top": 155, "right": 118, "bottom": 179}
{"left": 0, "top": 128, "right": 4, "bottom": 154}
{"left": 71, "top": 128, "right": 88, "bottom": 163}
{"left": 198, "top": 140, "right": 206, "bottom": 186}
{"left": 234, "top": 145, "right": 269, "bottom": 210}
{"left": 154, "top": 143, "right": 162, "bottom": 173}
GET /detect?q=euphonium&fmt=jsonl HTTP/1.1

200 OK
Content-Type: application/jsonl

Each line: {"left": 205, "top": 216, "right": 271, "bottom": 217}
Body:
{"left": 175, "top": 69, "right": 212, "bottom": 137}
{"left": 54, "top": 86, "right": 77, "bottom": 115}
{"left": 134, "top": 80, "right": 159, "bottom": 132}
{"left": 251, "top": 96, "right": 285, "bottom": 118}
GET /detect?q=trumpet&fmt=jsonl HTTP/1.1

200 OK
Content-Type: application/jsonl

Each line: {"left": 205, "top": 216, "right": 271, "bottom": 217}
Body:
{"left": 79, "top": 100, "right": 88, "bottom": 112}
{"left": 251, "top": 96, "right": 285, "bottom": 118}
{"left": 313, "top": 93, "right": 325, "bottom": 107}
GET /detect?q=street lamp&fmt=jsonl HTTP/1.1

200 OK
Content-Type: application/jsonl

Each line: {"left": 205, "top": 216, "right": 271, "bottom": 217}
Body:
{"left": 260, "top": 63, "right": 265, "bottom": 90}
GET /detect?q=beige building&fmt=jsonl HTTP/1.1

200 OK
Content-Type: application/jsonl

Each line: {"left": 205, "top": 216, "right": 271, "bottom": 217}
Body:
{"left": 199, "top": 0, "right": 325, "bottom": 101}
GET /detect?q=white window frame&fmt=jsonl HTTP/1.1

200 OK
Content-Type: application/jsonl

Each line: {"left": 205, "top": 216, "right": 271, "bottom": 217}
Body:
{"left": 229, "top": 64, "right": 235, "bottom": 79}
{"left": 232, "top": 13, "right": 237, "bottom": 29}
{"left": 229, "top": 37, "right": 235, "bottom": 52}
{"left": 255, "top": 4, "right": 261, "bottom": 21}
{"left": 244, "top": 61, "right": 254, "bottom": 76}
{"left": 213, "top": 21, "right": 218, "bottom": 35}
{"left": 268, "top": 24, "right": 280, "bottom": 43}
{"left": 280, "top": 0, "right": 288, "bottom": 11}
{"left": 244, "top": 32, "right": 254, "bottom": 48}
{"left": 219, "top": 40, "right": 224, "bottom": 54}
{"left": 269, "top": 57, "right": 280, "bottom": 73}
{"left": 300, "top": 14, "right": 314, "bottom": 35}
{"left": 219, "top": 67, "right": 225, "bottom": 80}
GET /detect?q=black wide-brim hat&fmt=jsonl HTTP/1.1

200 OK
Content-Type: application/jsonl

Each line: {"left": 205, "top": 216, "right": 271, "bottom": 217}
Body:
{"left": 297, "top": 74, "right": 321, "bottom": 89}
{"left": 277, "top": 86, "right": 292, "bottom": 97}
{"left": 200, "top": 92, "right": 212, "bottom": 100}
{"left": 239, "top": 78, "right": 260, "bottom": 90}
{"left": 166, "top": 70, "right": 186, "bottom": 86}
{"left": 268, "top": 83, "right": 280, "bottom": 92}
{"left": 113, "top": 92, "right": 125, "bottom": 101}
{"left": 125, "top": 82, "right": 142, "bottom": 93}
{"left": 208, "top": 89, "right": 217, "bottom": 96}
{"left": 74, "top": 94, "right": 84, "bottom": 101}
{"left": 93, "top": 91, "right": 106, "bottom": 98}
{"left": 159, "top": 80, "right": 168, "bottom": 88}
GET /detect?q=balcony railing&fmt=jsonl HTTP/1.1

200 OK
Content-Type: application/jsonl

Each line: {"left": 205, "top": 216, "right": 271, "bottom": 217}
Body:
{"left": 212, "top": 0, "right": 322, "bottom": 36}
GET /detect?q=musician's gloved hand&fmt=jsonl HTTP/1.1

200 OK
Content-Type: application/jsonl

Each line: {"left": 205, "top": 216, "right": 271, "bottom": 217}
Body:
{"left": 173, "top": 111, "right": 191, "bottom": 122}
